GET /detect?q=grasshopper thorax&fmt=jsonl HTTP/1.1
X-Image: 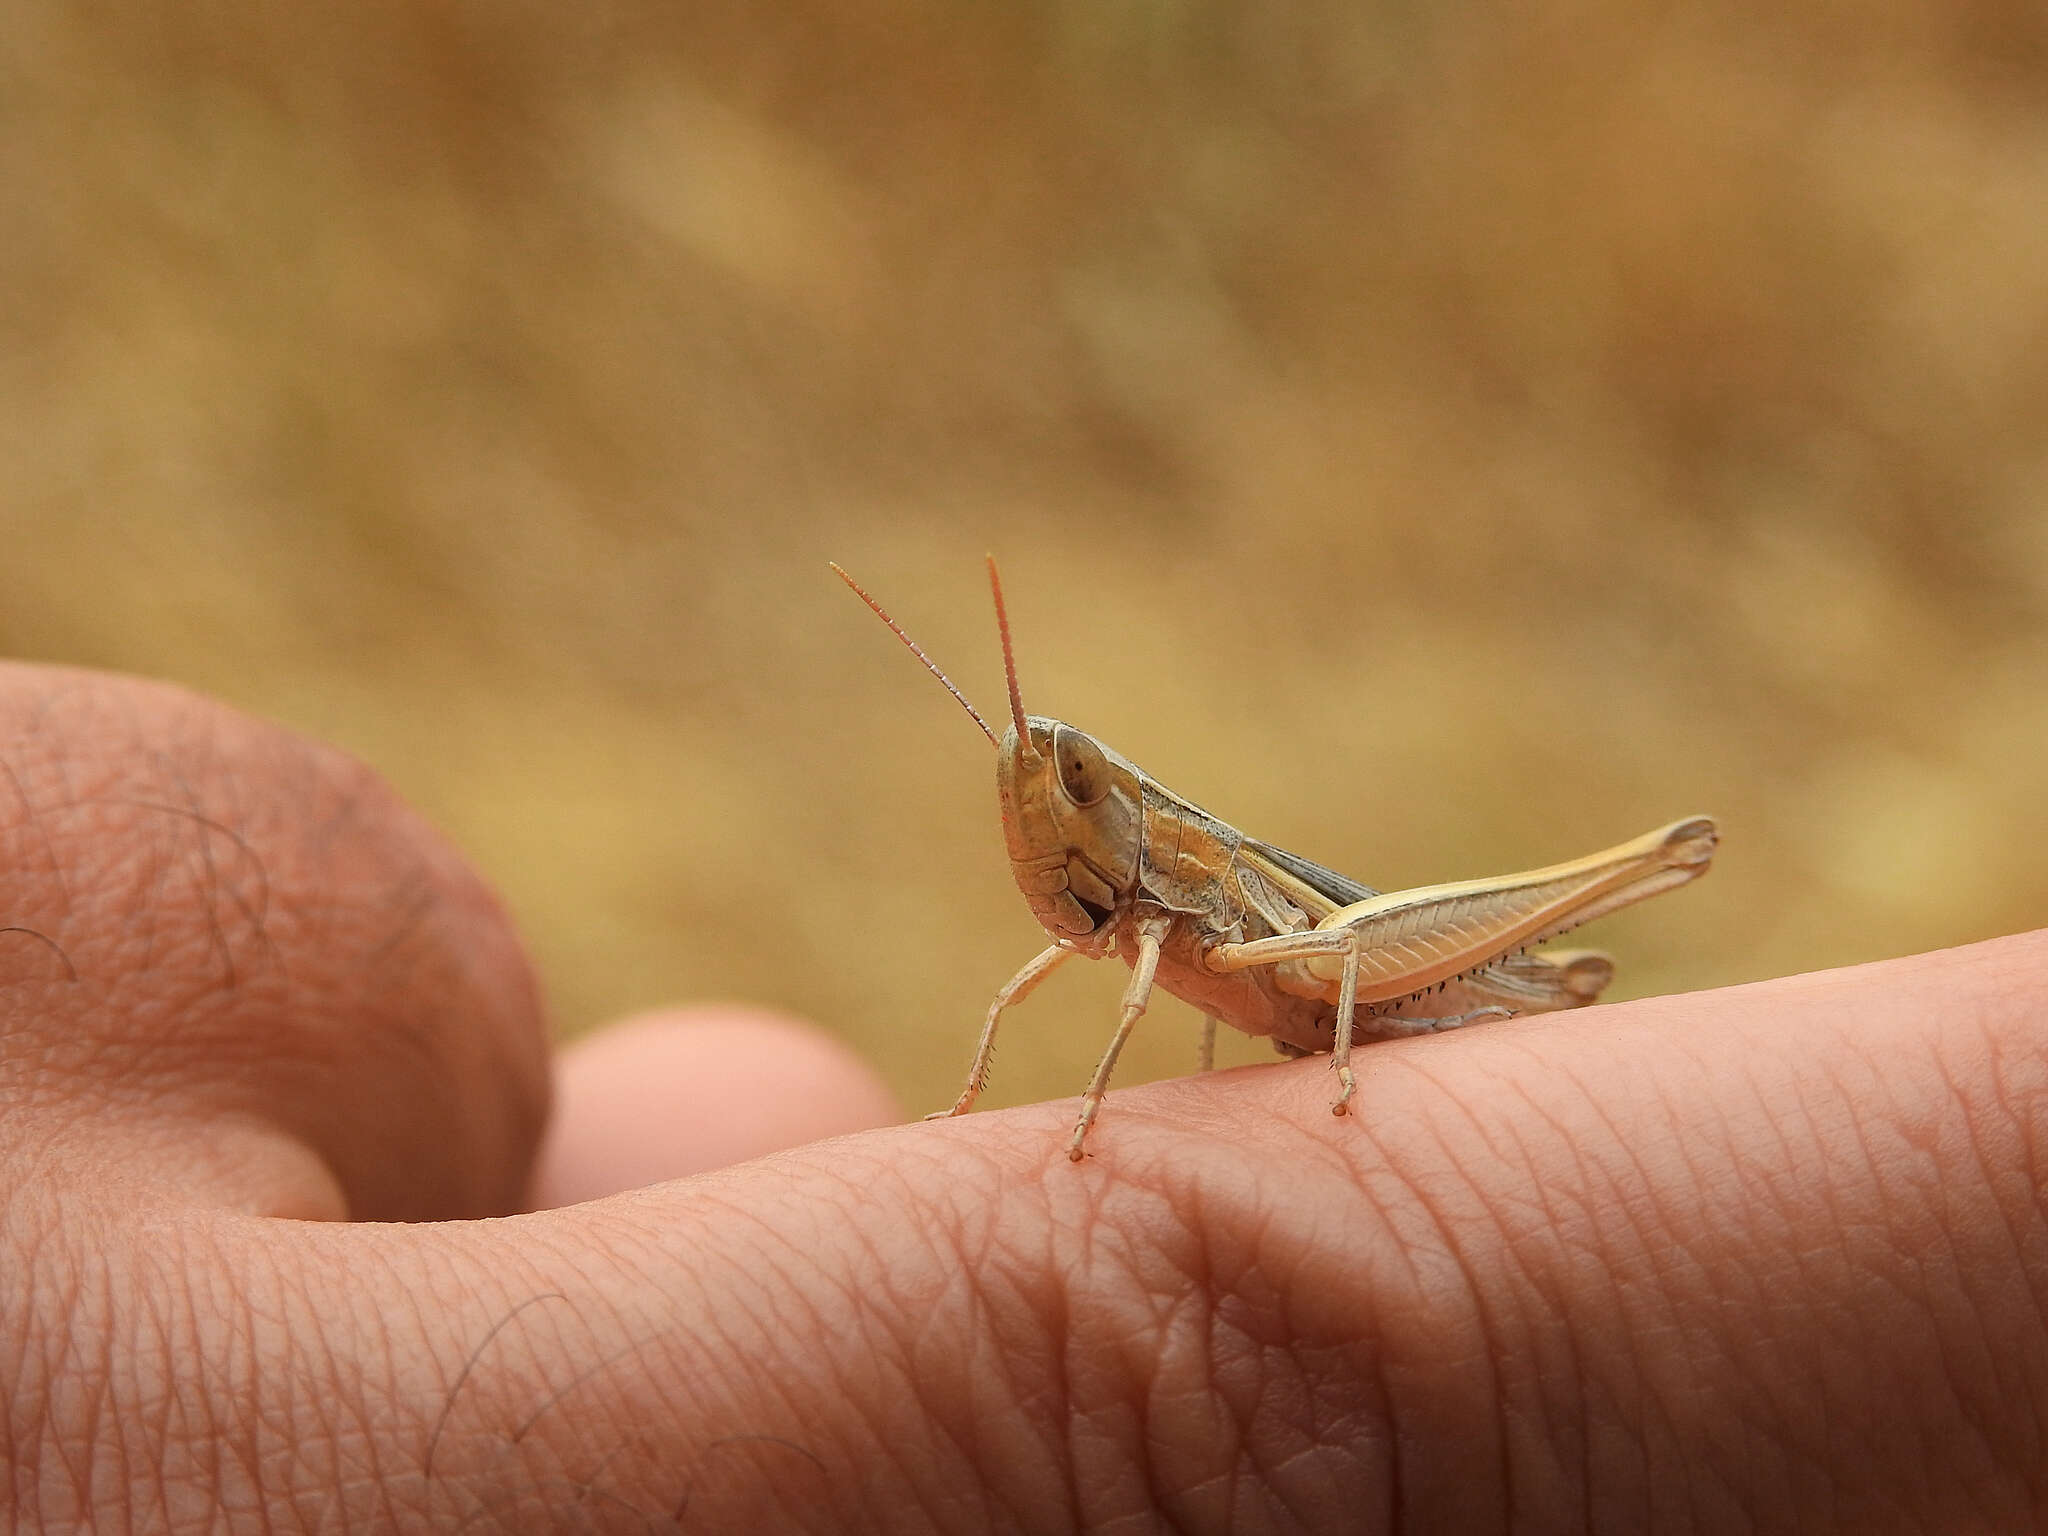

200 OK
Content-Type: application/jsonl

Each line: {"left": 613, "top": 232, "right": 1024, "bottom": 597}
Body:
{"left": 998, "top": 715, "right": 1142, "bottom": 953}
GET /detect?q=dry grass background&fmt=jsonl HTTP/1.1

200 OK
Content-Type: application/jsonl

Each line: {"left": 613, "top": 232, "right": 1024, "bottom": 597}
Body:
{"left": 3, "top": 3, "right": 2045, "bottom": 1115}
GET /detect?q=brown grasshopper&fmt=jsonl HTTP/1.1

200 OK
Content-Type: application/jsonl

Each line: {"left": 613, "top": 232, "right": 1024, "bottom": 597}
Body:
{"left": 834, "top": 558, "right": 1718, "bottom": 1160}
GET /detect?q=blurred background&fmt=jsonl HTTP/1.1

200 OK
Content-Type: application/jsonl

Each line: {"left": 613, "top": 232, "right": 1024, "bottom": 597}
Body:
{"left": 3, "top": 3, "right": 2044, "bottom": 1114}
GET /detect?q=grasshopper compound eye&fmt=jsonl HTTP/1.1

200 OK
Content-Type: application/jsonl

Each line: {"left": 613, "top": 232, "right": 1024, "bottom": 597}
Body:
{"left": 1052, "top": 725, "right": 1113, "bottom": 807}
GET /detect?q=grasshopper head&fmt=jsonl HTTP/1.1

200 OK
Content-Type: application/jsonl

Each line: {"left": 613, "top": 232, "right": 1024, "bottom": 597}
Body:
{"left": 830, "top": 556, "right": 1142, "bottom": 950}
{"left": 998, "top": 715, "right": 1142, "bottom": 950}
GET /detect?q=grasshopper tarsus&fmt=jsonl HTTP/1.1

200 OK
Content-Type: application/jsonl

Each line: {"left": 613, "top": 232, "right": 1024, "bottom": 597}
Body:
{"left": 1331, "top": 1068, "right": 1358, "bottom": 1116}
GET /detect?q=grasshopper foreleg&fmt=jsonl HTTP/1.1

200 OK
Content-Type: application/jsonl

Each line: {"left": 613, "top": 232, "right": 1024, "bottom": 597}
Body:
{"left": 927, "top": 944, "right": 1071, "bottom": 1122}
{"left": 1198, "top": 1015, "right": 1218, "bottom": 1074}
{"left": 1067, "top": 914, "right": 1171, "bottom": 1160}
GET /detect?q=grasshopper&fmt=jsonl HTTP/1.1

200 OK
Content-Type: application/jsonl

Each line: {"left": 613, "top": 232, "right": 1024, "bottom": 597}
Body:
{"left": 834, "top": 559, "right": 1718, "bottom": 1161}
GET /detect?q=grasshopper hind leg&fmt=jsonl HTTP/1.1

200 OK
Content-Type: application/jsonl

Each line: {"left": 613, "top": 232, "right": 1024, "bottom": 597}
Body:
{"left": 1358, "top": 1004, "right": 1517, "bottom": 1041}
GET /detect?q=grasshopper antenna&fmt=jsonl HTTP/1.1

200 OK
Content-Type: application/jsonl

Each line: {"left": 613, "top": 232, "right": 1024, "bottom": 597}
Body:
{"left": 830, "top": 562, "right": 999, "bottom": 748}
{"left": 985, "top": 554, "right": 1037, "bottom": 761}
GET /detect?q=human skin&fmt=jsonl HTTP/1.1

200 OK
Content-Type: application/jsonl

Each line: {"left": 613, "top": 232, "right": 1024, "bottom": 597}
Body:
{"left": 2, "top": 666, "right": 2045, "bottom": 1532}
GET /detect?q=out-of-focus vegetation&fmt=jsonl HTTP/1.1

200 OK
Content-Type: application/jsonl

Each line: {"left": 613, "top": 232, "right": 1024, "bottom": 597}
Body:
{"left": 3, "top": 3, "right": 2045, "bottom": 1114}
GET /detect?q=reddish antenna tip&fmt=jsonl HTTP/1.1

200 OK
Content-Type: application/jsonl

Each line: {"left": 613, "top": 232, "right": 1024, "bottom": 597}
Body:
{"left": 985, "top": 554, "right": 1034, "bottom": 756}
{"left": 830, "top": 562, "right": 999, "bottom": 748}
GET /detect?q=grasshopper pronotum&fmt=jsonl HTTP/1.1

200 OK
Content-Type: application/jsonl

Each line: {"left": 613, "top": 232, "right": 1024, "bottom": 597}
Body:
{"left": 834, "top": 559, "right": 1718, "bottom": 1161}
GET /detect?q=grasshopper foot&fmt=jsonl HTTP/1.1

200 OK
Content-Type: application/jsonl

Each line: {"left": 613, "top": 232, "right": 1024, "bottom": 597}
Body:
{"left": 1331, "top": 1062, "right": 1357, "bottom": 1117}
{"left": 1067, "top": 1099, "right": 1103, "bottom": 1159}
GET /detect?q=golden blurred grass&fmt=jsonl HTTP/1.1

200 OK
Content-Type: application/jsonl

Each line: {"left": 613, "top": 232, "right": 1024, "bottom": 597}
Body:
{"left": 3, "top": 3, "right": 2046, "bottom": 1113}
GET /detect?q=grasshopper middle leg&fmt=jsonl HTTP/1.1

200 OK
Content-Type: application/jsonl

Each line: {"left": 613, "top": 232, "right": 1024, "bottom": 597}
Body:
{"left": 1330, "top": 930, "right": 1362, "bottom": 1116}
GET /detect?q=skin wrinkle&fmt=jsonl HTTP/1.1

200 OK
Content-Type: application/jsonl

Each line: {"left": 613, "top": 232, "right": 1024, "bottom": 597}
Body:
{"left": 1632, "top": 1032, "right": 1766, "bottom": 1527}
{"left": 1398, "top": 1062, "right": 1575, "bottom": 1522}
{"left": 796, "top": 1157, "right": 947, "bottom": 1382}
{"left": 673, "top": 1178, "right": 927, "bottom": 1515}
{"left": 1376, "top": 1055, "right": 1532, "bottom": 1531}
{"left": 900, "top": 1251, "right": 1011, "bottom": 1531}
{"left": 1089, "top": 1153, "right": 1337, "bottom": 1530}
{"left": 978, "top": 1172, "right": 1088, "bottom": 1533}
{"left": 1524, "top": 1052, "right": 1671, "bottom": 1533}
{"left": 1732, "top": 1044, "right": 1871, "bottom": 1523}
{"left": 1130, "top": 1214, "right": 1238, "bottom": 1527}
{"left": 1087, "top": 1163, "right": 1257, "bottom": 1525}
{"left": 1236, "top": 1338, "right": 1360, "bottom": 1530}
{"left": 1277, "top": 1340, "right": 1390, "bottom": 1528}
{"left": 1796, "top": 1041, "right": 1944, "bottom": 1497}
{"left": 403, "top": 1276, "right": 621, "bottom": 1527}
{"left": 113, "top": 795, "right": 282, "bottom": 977}
{"left": 1477, "top": 1061, "right": 1609, "bottom": 1494}
{"left": 1965, "top": 1029, "right": 2048, "bottom": 1475}
{"left": 1485, "top": 1058, "right": 1621, "bottom": 1530}
{"left": 0, "top": 752, "right": 77, "bottom": 913}
{"left": 1060, "top": 1183, "right": 1181, "bottom": 1529}
{"left": 1467, "top": 1083, "right": 1601, "bottom": 1528}
{"left": 780, "top": 1202, "right": 956, "bottom": 1522}
{"left": 1775, "top": 1022, "right": 2005, "bottom": 1524}
{"left": 1218, "top": 1080, "right": 1488, "bottom": 1531}
{"left": 1185, "top": 1182, "right": 1301, "bottom": 1530}
{"left": 1721, "top": 1044, "right": 1840, "bottom": 1515}
{"left": 1301, "top": 1087, "right": 1491, "bottom": 1532}
{"left": 909, "top": 1154, "right": 1066, "bottom": 1531}
{"left": 1172, "top": 1149, "right": 1375, "bottom": 1530}
{"left": 291, "top": 1245, "right": 402, "bottom": 1534}
{"left": 133, "top": 1232, "right": 198, "bottom": 1528}
{"left": 348, "top": 1245, "right": 440, "bottom": 1531}
{"left": 1026, "top": 1146, "right": 1116, "bottom": 1531}
{"left": 497, "top": 1299, "right": 665, "bottom": 1505}
{"left": 18, "top": 1214, "right": 78, "bottom": 1523}
{"left": 490, "top": 1211, "right": 714, "bottom": 1386}
{"left": 1886, "top": 1088, "right": 2006, "bottom": 1525}
{"left": 209, "top": 1226, "right": 304, "bottom": 1526}
{"left": 1914, "top": 1036, "right": 2036, "bottom": 1527}
{"left": 68, "top": 1240, "right": 122, "bottom": 1527}
{"left": 556, "top": 1211, "right": 869, "bottom": 1534}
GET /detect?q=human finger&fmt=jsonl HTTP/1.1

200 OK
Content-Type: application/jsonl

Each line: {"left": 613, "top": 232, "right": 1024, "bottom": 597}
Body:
{"left": 529, "top": 1006, "right": 901, "bottom": 1204}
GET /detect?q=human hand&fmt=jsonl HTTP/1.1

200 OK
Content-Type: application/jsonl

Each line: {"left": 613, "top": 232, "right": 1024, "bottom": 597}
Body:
{"left": 5, "top": 666, "right": 2043, "bottom": 1531}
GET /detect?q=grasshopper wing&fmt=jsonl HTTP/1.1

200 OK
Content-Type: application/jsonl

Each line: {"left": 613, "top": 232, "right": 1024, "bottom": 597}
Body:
{"left": 1303, "top": 817, "right": 1717, "bottom": 1004}
{"left": 1239, "top": 838, "right": 1377, "bottom": 918}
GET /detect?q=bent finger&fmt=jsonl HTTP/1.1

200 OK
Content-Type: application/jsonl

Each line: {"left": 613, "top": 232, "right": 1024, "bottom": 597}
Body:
{"left": 530, "top": 1006, "right": 901, "bottom": 1204}
{"left": 0, "top": 663, "right": 548, "bottom": 1219}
